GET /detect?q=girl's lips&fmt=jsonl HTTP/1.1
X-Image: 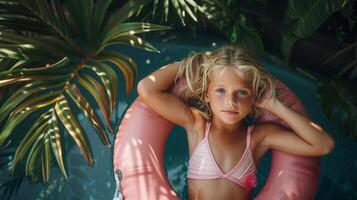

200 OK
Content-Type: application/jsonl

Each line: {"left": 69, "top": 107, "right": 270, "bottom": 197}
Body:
{"left": 221, "top": 110, "right": 239, "bottom": 115}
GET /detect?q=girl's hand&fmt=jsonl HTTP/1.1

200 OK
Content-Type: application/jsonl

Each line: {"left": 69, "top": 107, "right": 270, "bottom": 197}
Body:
{"left": 255, "top": 87, "right": 278, "bottom": 111}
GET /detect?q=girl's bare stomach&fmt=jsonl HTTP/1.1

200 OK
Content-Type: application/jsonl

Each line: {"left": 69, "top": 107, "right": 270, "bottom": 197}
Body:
{"left": 188, "top": 179, "right": 249, "bottom": 200}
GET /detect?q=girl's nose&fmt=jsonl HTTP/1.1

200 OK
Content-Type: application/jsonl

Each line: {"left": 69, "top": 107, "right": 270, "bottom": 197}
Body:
{"left": 225, "top": 95, "right": 237, "bottom": 106}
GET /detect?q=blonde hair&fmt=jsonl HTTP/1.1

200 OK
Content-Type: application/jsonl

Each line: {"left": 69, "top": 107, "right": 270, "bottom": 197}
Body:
{"left": 176, "top": 45, "right": 275, "bottom": 120}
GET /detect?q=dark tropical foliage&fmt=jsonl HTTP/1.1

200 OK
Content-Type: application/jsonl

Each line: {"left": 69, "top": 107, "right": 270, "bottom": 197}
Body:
{"left": 0, "top": 0, "right": 170, "bottom": 184}
{"left": 282, "top": 0, "right": 350, "bottom": 61}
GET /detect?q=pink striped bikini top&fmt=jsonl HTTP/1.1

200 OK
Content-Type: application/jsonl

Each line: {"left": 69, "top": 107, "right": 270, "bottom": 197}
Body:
{"left": 187, "top": 122, "right": 257, "bottom": 191}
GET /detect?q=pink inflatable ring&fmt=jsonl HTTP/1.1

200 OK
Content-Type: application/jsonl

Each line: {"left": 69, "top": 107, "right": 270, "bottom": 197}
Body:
{"left": 113, "top": 78, "right": 320, "bottom": 200}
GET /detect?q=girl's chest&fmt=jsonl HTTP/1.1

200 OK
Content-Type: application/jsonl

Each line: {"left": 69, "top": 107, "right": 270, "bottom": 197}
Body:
{"left": 186, "top": 126, "right": 250, "bottom": 173}
{"left": 186, "top": 124, "right": 267, "bottom": 166}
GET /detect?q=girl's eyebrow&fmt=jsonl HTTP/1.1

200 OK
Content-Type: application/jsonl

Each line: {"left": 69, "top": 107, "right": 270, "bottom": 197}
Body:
{"left": 214, "top": 84, "right": 251, "bottom": 90}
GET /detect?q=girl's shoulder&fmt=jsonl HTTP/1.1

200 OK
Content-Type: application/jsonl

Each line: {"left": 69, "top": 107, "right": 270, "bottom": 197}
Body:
{"left": 251, "top": 122, "right": 282, "bottom": 149}
{"left": 250, "top": 122, "right": 283, "bottom": 159}
{"left": 252, "top": 122, "right": 284, "bottom": 134}
{"left": 186, "top": 107, "right": 206, "bottom": 139}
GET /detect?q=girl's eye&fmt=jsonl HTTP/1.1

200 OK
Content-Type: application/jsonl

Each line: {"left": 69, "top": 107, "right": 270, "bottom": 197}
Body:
{"left": 215, "top": 88, "right": 225, "bottom": 93}
{"left": 237, "top": 90, "right": 248, "bottom": 97}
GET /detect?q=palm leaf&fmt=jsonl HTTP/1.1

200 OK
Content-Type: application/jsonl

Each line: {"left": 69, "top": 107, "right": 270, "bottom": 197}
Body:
{"left": 236, "top": 23, "right": 264, "bottom": 53}
{"left": 42, "top": 127, "right": 51, "bottom": 182}
{"left": 19, "top": 0, "right": 74, "bottom": 47}
{"left": 282, "top": 0, "right": 349, "bottom": 61}
{"left": 104, "top": 22, "right": 171, "bottom": 43}
{"left": 0, "top": 92, "right": 60, "bottom": 147}
{"left": 97, "top": 23, "right": 171, "bottom": 54}
{"left": 38, "top": 37, "right": 79, "bottom": 57}
{"left": 25, "top": 129, "right": 44, "bottom": 177}
{"left": 12, "top": 110, "right": 52, "bottom": 172}
{"left": 0, "top": 44, "right": 36, "bottom": 60}
{"left": 84, "top": 63, "right": 117, "bottom": 119}
{"left": 77, "top": 73, "right": 113, "bottom": 133}
{"left": 164, "top": 0, "right": 169, "bottom": 21}
{"left": 49, "top": 112, "right": 67, "bottom": 179}
{"left": 317, "top": 79, "right": 357, "bottom": 138}
{"left": 107, "top": 35, "right": 162, "bottom": 53}
{"left": 96, "top": 52, "right": 137, "bottom": 95}
{"left": 66, "top": 0, "right": 93, "bottom": 44}
{"left": 0, "top": 1, "right": 53, "bottom": 34}
{"left": 104, "top": 0, "right": 151, "bottom": 32}
{"left": 178, "top": 0, "right": 200, "bottom": 22}
{"left": 0, "top": 75, "right": 68, "bottom": 89}
{"left": 0, "top": 32, "right": 68, "bottom": 61}
{"left": 54, "top": 95, "right": 93, "bottom": 166}
{"left": 171, "top": 0, "right": 184, "bottom": 25}
{"left": 0, "top": 80, "right": 64, "bottom": 124}
{"left": 0, "top": 0, "right": 75, "bottom": 49}
{"left": 0, "top": 58, "right": 23, "bottom": 71}
{"left": 0, "top": 58, "right": 71, "bottom": 89}
{"left": 141, "top": 0, "right": 206, "bottom": 25}
{"left": 13, "top": 108, "right": 67, "bottom": 183}
{"left": 92, "top": 0, "right": 113, "bottom": 43}
{"left": 66, "top": 84, "right": 110, "bottom": 147}
{"left": 0, "top": 0, "right": 169, "bottom": 184}
{"left": 202, "top": 0, "right": 264, "bottom": 51}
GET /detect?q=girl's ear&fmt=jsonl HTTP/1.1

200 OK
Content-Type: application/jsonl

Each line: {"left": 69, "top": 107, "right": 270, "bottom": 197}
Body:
{"left": 205, "top": 94, "right": 209, "bottom": 103}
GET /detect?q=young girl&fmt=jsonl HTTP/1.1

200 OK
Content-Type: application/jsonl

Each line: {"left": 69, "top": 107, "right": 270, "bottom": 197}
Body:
{"left": 137, "top": 45, "right": 335, "bottom": 200}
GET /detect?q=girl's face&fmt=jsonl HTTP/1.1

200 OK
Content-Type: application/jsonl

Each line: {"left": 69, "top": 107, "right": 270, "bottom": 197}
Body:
{"left": 206, "top": 67, "right": 255, "bottom": 125}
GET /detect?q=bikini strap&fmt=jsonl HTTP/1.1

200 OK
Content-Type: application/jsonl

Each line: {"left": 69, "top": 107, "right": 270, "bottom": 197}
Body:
{"left": 246, "top": 125, "right": 253, "bottom": 147}
{"left": 204, "top": 122, "right": 211, "bottom": 138}
{"left": 205, "top": 123, "right": 252, "bottom": 145}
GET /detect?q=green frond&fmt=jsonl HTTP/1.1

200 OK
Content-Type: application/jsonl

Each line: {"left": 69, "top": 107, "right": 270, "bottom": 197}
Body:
{"left": 84, "top": 63, "right": 117, "bottom": 118}
{"left": 96, "top": 52, "right": 137, "bottom": 95}
{"left": 49, "top": 113, "right": 67, "bottom": 179}
{"left": 104, "top": 0, "right": 152, "bottom": 32}
{"left": 97, "top": 23, "right": 171, "bottom": 54}
{"left": 282, "top": 0, "right": 348, "bottom": 61}
{"left": 0, "top": 0, "right": 168, "bottom": 184}
{"left": 66, "top": 85, "right": 111, "bottom": 146}
{"left": 104, "top": 22, "right": 172, "bottom": 43}
{"left": 148, "top": 0, "right": 207, "bottom": 25}
{"left": 318, "top": 79, "right": 357, "bottom": 139}
{"left": 54, "top": 95, "right": 93, "bottom": 166}
{"left": 0, "top": 81, "right": 65, "bottom": 124}
{"left": 202, "top": 0, "right": 263, "bottom": 51}
{"left": 66, "top": 0, "right": 93, "bottom": 44}
{"left": 12, "top": 110, "right": 52, "bottom": 173}
{"left": 92, "top": 0, "right": 113, "bottom": 42}
{"left": 0, "top": 32, "right": 68, "bottom": 61}
{"left": 77, "top": 73, "right": 113, "bottom": 132}
{"left": 25, "top": 130, "right": 44, "bottom": 177}
{"left": 17, "top": 0, "right": 73, "bottom": 45}
{"left": 0, "top": 92, "right": 60, "bottom": 148}
{"left": 41, "top": 126, "right": 51, "bottom": 182}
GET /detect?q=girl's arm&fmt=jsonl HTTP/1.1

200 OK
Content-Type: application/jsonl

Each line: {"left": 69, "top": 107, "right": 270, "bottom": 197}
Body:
{"left": 256, "top": 97, "right": 335, "bottom": 156}
{"left": 137, "top": 63, "right": 195, "bottom": 130}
